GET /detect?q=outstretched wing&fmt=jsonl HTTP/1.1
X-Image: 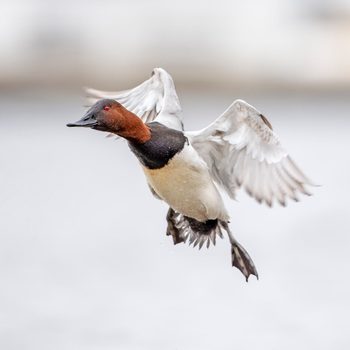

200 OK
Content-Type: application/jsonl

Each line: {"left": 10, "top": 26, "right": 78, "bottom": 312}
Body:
{"left": 85, "top": 68, "right": 183, "bottom": 131}
{"left": 187, "top": 100, "right": 313, "bottom": 207}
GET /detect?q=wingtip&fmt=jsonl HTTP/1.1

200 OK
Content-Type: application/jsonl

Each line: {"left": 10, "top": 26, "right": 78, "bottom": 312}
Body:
{"left": 245, "top": 272, "right": 259, "bottom": 282}
{"left": 151, "top": 67, "right": 163, "bottom": 77}
{"left": 84, "top": 86, "right": 97, "bottom": 96}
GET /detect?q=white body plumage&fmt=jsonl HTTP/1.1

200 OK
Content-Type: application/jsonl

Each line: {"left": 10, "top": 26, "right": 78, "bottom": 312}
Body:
{"left": 142, "top": 142, "right": 230, "bottom": 222}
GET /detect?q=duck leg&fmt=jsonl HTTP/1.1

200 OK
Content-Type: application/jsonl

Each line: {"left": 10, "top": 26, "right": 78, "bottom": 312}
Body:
{"left": 221, "top": 222, "right": 259, "bottom": 281}
{"left": 166, "top": 208, "right": 185, "bottom": 244}
{"left": 166, "top": 209, "right": 258, "bottom": 281}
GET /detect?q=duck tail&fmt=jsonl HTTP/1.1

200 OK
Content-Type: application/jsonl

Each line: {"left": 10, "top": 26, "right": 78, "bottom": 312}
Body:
{"left": 166, "top": 207, "right": 224, "bottom": 249}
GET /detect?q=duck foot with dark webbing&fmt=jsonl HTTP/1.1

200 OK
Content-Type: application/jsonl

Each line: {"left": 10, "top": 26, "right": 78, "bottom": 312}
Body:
{"left": 166, "top": 208, "right": 258, "bottom": 281}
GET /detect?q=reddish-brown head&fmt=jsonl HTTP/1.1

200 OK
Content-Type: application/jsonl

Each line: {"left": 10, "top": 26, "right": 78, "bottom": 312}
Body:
{"left": 67, "top": 99, "right": 151, "bottom": 143}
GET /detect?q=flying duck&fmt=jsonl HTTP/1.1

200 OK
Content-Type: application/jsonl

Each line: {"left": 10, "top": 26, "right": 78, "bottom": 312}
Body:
{"left": 67, "top": 68, "right": 312, "bottom": 281}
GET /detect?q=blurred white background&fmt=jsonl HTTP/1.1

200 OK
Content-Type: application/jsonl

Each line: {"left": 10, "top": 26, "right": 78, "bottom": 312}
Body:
{"left": 1, "top": 0, "right": 350, "bottom": 88}
{"left": 0, "top": 1, "right": 350, "bottom": 350}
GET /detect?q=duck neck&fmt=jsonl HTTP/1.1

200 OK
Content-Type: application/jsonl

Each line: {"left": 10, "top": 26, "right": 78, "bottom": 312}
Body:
{"left": 117, "top": 109, "right": 151, "bottom": 144}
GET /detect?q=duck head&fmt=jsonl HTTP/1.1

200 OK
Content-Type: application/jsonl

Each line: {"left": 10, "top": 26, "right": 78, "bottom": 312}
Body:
{"left": 67, "top": 99, "right": 151, "bottom": 143}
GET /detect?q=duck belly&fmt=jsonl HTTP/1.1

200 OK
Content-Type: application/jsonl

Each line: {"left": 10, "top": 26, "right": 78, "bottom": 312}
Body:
{"left": 142, "top": 146, "right": 229, "bottom": 222}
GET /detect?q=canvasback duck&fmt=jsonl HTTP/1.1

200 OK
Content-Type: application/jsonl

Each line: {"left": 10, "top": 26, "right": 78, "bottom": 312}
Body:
{"left": 67, "top": 68, "right": 312, "bottom": 281}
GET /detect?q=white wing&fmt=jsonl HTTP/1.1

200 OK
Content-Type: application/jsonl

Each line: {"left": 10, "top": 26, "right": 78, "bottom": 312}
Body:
{"left": 187, "top": 100, "right": 313, "bottom": 207}
{"left": 85, "top": 68, "right": 183, "bottom": 131}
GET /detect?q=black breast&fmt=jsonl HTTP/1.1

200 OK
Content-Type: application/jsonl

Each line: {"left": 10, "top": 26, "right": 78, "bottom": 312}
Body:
{"left": 128, "top": 122, "right": 187, "bottom": 169}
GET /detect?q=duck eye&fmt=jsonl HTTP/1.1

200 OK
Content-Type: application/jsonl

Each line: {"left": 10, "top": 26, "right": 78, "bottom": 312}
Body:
{"left": 103, "top": 106, "right": 110, "bottom": 111}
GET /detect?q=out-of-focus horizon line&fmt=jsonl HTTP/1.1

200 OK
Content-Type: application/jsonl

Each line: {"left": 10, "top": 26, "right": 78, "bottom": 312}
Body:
{"left": 1, "top": 75, "right": 349, "bottom": 93}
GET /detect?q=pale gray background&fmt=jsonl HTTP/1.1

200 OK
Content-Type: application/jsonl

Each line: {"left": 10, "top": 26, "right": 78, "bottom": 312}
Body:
{"left": 1, "top": 1, "right": 350, "bottom": 349}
